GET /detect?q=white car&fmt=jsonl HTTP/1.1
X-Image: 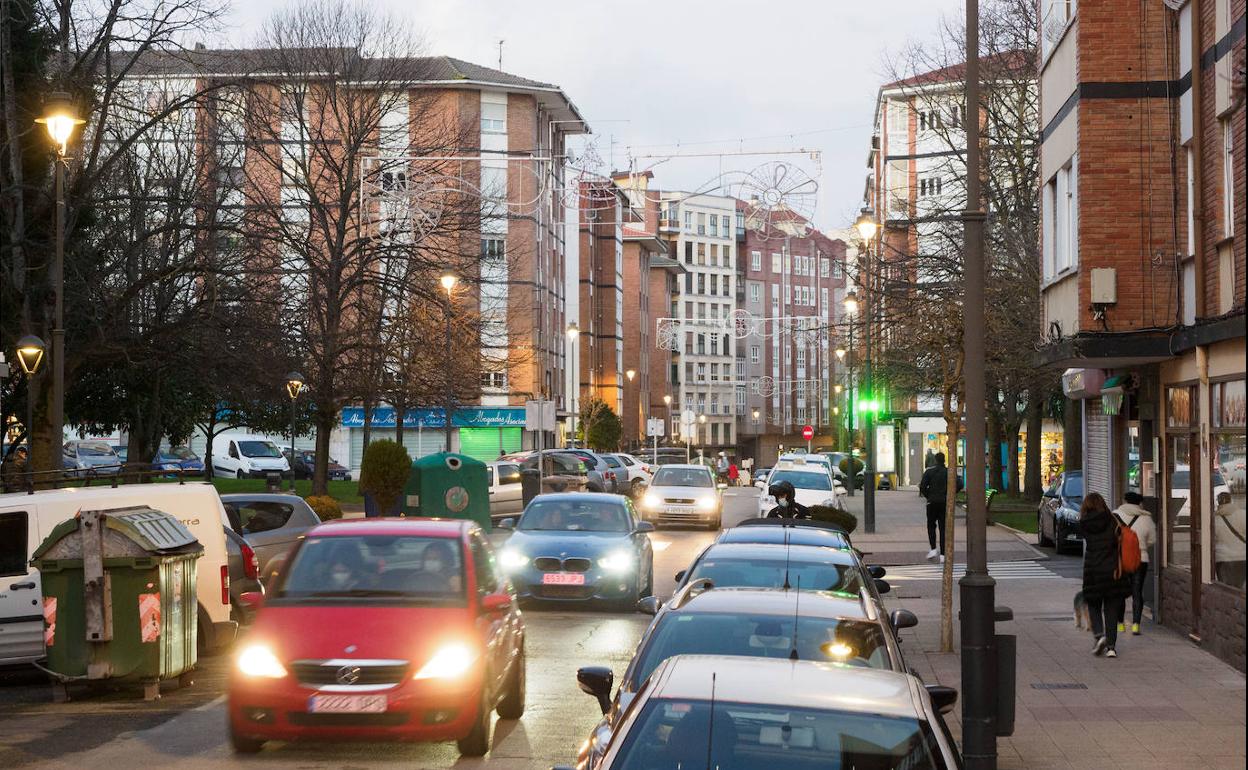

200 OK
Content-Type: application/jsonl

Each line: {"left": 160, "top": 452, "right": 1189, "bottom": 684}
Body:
{"left": 778, "top": 452, "right": 845, "bottom": 485}
{"left": 564, "top": 654, "right": 962, "bottom": 770}
{"left": 1171, "top": 466, "right": 1233, "bottom": 526}
{"left": 211, "top": 434, "right": 291, "bottom": 479}
{"left": 614, "top": 453, "right": 654, "bottom": 486}
{"left": 758, "top": 466, "right": 844, "bottom": 515}
{"left": 637, "top": 464, "right": 722, "bottom": 528}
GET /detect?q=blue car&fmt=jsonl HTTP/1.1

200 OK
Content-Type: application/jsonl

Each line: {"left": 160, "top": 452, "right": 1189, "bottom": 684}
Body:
{"left": 152, "top": 446, "right": 205, "bottom": 476}
{"left": 496, "top": 493, "right": 655, "bottom": 609}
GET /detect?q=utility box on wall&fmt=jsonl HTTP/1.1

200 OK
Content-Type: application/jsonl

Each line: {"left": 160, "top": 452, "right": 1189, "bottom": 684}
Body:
{"left": 1090, "top": 268, "right": 1117, "bottom": 304}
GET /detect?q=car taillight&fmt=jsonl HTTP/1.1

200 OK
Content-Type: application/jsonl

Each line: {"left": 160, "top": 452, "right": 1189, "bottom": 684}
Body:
{"left": 221, "top": 564, "right": 230, "bottom": 605}
{"left": 241, "top": 542, "right": 260, "bottom": 580}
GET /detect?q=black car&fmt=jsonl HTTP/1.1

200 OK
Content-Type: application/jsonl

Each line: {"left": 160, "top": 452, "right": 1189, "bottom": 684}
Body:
{"left": 281, "top": 448, "right": 352, "bottom": 481}
{"left": 1037, "top": 470, "right": 1084, "bottom": 554}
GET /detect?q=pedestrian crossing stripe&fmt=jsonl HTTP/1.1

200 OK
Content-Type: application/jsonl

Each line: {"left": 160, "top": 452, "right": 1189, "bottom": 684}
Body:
{"left": 884, "top": 561, "right": 1062, "bottom": 581}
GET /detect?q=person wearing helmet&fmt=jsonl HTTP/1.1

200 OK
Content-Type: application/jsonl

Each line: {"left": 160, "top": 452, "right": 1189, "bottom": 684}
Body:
{"left": 766, "top": 480, "right": 811, "bottom": 519}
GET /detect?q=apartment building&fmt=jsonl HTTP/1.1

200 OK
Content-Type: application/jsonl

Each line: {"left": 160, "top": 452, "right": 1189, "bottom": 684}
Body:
{"left": 1036, "top": 0, "right": 1245, "bottom": 670}
{"left": 735, "top": 203, "right": 848, "bottom": 465}
{"left": 130, "top": 50, "right": 587, "bottom": 466}
{"left": 657, "top": 192, "right": 740, "bottom": 456}
{"left": 577, "top": 177, "right": 626, "bottom": 419}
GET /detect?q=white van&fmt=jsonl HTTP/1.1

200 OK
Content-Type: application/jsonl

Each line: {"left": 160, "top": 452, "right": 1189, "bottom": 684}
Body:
{"left": 211, "top": 434, "right": 290, "bottom": 479}
{"left": 0, "top": 483, "right": 237, "bottom": 666}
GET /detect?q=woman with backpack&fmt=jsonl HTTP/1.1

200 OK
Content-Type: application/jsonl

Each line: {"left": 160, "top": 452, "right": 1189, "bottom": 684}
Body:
{"left": 1074, "top": 492, "right": 1132, "bottom": 658}
{"left": 1113, "top": 491, "right": 1156, "bottom": 635}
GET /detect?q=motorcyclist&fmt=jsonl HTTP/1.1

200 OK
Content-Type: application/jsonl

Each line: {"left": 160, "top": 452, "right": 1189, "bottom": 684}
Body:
{"left": 765, "top": 480, "right": 811, "bottom": 519}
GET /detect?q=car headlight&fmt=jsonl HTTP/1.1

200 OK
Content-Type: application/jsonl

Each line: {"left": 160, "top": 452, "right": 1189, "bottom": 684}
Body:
{"left": 414, "top": 642, "right": 479, "bottom": 680}
{"left": 163, "top": 463, "right": 181, "bottom": 471}
{"left": 498, "top": 548, "right": 529, "bottom": 571}
{"left": 642, "top": 493, "right": 662, "bottom": 509}
{"left": 598, "top": 549, "right": 635, "bottom": 573}
{"left": 236, "top": 644, "right": 287, "bottom": 678}
{"left": 697, "top": 495, "right": 718, "bottom": 511}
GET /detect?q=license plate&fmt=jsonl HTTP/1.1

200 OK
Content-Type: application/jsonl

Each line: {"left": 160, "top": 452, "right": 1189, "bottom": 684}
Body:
{"left": 308, "top": 694, "right": 387, "bottom": 713}
{"left": 542, "top": 572, "right": 585, "bottom": 585}
{"left": 663, "top": 506, "right": 689, "bottom": 515}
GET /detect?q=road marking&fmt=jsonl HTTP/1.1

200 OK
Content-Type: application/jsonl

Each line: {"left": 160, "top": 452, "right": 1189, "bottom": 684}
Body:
{"left": 885, "top": 560, "right": 1062, "bottom": 581}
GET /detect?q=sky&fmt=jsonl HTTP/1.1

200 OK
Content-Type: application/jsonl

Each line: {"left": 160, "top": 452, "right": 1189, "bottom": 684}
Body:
{"left": 218, "top": 0, "right": 965, "bottom": 231}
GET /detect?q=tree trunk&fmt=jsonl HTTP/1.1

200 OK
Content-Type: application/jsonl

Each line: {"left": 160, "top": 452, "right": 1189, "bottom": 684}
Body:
{"left": 395, "top": 396, "right": 405, "bottom": 445}
{"left": 987, "top": 406, "right": 1003, "bottom": 494}
{"left": 1023, "top": 397, "right": 1043, "bottom": 501}
{"left": 1006, "top": 424, "right": 1021, "bottom": 498}
{"left": 203, "top": 418, "right": 217, "bottom": 481}
{"left": 940, "top": 389, "right": 962, "bottom": 654}
{"left": 1063, "top": 397, "right": 1082, "bottom": 473}
{"left": 312, "top": 406, "right": 335, "bottom": 496}
{"left": 362, "top": 397, "right": 373, "bottom": 451}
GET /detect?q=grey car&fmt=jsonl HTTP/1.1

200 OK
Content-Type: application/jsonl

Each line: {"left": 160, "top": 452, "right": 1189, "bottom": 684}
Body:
{"left": 224, "top": 527, "right": 264, "bottom": 625}
{"left": 220, "top": 493, "right": 321, "bottom": 575}
{"left": 62, "top": 441, "right": 122, "bottom": 477}
{"left": 563, "top": 449, "right": 623, "bottom": 494}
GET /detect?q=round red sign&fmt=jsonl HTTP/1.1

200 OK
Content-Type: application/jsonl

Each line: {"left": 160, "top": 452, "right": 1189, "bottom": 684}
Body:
{"left": 801, "top": 425, "right": 814, "bottom": 441}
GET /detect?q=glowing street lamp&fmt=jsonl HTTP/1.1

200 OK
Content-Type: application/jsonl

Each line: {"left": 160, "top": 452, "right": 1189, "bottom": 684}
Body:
{"left": 35, "top": 92, "right": 85, "bottom": 156}
{"left": 284, "top": 371, "right": 305, "bottom": 490}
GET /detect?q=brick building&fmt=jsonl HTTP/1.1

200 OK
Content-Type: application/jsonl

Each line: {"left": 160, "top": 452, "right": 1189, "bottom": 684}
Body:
{"left": 1037, "top": 0, "right": 1245, "bottom": 670}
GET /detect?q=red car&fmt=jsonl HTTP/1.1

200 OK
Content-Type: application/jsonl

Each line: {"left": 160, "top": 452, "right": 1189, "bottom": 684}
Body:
{"left": 227, "top": 518, "right": 525, "bottom": 756}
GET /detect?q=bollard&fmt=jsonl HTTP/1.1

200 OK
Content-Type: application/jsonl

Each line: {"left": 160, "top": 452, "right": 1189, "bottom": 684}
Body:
{"left": 995, "top": 633, "right": 1017, "bottom": 736}
{"left": 265, "top": 471, "right": 281, "bottom": 492}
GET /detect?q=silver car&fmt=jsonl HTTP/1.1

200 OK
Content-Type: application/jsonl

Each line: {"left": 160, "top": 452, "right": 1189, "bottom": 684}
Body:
{"left": 62, "top": 441, "right": 121, "bottom": 477}
{"left": 487, "top": 460, "right": 524, "bottom": 518}
{"left": 220, "top": 493, "right": 321, "bottom": 575}
{"left": 636, "top": 464, "right": 722, "bottom": 528}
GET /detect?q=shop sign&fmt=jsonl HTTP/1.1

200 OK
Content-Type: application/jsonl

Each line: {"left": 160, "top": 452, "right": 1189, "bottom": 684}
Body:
{"left": 340, "top": 407, "right": 526, "bottom": 429}
{"left": 1062, "top": 368, "right": 1106, "bottom": 399}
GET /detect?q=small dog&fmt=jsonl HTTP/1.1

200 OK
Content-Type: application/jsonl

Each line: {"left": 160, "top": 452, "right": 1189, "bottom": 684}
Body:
{"left": 1073, "top": 591, "right": 1091, "bottom": 631}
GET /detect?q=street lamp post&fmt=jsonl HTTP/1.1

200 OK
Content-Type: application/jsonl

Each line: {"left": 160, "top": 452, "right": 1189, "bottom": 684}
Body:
{"left": 853, "top": 208, "right": 878, "bottom": 534}
{"left": 15, "top": 336, "right": 46, "bottom": 486}
{"left": 839, "top": 296, "right": 857, "bottom": 499}
{"left": 35, "top": 93, "right": 84, "bottom": 465}
{"left": 285, "top": 372, "right": 305, "bottom": 490}
{"left": 440, "top": 275, "right": 457, "bottom": 452}
{"left": 697, "top": 413, "right": 707, "bottom": 463}
{"left": 625, "top": 369, "right": 637, "bottom": 449}
{"left": 567, "top": 323, "right": 580, "bottom": 447}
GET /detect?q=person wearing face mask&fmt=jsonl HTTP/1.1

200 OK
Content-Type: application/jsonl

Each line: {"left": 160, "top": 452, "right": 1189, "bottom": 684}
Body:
{"left": 765, "top": 480, "right": 811, "bottom": 519}
{"left": 419, "top": 541, "right": 461, "bottom": 594}
{"left": 326, "top": 545, "right": 367, "bottom": 591}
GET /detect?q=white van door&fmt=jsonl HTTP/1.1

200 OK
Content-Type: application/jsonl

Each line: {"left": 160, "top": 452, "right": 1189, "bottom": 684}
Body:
{"left": 215, "top": 441, "right": 240, "bottom": 478}
{"left": 0, "top": 508, "right": 45, "bottom": 664}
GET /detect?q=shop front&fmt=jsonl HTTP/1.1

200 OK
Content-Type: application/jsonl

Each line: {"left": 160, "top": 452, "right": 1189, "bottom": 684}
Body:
{"left": 340, "top": 407, "right": 526, "bottom": 471}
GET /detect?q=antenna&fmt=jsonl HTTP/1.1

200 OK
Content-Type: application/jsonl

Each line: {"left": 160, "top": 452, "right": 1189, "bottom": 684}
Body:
{"left": 704, "top": 672, "right": 717, "bottom": 770}
{"left": 782, "top": 527, "right": 792, "bottom": 590}
{"left": 497, "top": 39, "right": 504, "bottom": 70}
{"left": 788, "top": 576, "right": 802, "bottom": 661}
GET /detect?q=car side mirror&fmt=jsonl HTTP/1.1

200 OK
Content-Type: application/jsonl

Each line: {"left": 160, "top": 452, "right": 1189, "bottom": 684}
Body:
{"left": 637, "top": 597, "right": 662, "bottom": 615}
{"left": 868, "top": 565, "right": 887, "bottom": 579}
{"left": 497, "top": 518, "right": 516, "bottom": 530}
{"left": 480, "top": 593, "right": 513, "bottom": 614}
{"left": 635, "top": 521, "right": 655, "bottom": 533}
{"left": 926, "top": 684, "right": 958, "bottom": 715}
{"left": 674, "top": 569, "right": 685, "bottom": 583}
{"left": 874, "top": 578, "right": 892, "bottom": 594}
{"left": 889, "top": 609, "right": 919, "bottom": 630}
{"left": 239, "top": 591, "right": 264, "bottom": 609}
{"left": 577, "top": 666, "right": 614, "bottom": 714}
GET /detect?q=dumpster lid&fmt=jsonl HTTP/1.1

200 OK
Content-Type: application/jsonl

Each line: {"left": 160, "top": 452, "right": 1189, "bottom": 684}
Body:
{"left": 32, "top": 506, "right": 203, "bottom": 559}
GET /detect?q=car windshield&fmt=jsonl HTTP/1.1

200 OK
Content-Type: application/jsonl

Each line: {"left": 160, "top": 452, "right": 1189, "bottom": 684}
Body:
{"left": 238, "top": 441, "right": 282, "bottom": 458}
{"left": 276, "top": 535, "right": 465, "bottom": 604}
{"left": 519, "top": 499, "right": 630, "bottom": 532}
{"left": 628, "top": 613, "right": 890, "bottom": 688}
{"left": 612, "top": 699, "right": 947, "bottom": 770}
{"left": 1062, "top": 474, "right": 1084, "bottom": 499}
{"left": 653, "top": 467, "right": 714, "bottom": 488}
{"left": 521, "top": 452, "right": 585, "bottom": 475}
{"left": 770, "top": 470, "right": 832, "bottom": 491}
{"left": 75, "top": 443, "right": 116, "bottom": 457}
{"left": 167, "top": 446, "right": 196, "bottom": 460}
{"left": 688, "top": 554, "right": 862, "bottom": 595}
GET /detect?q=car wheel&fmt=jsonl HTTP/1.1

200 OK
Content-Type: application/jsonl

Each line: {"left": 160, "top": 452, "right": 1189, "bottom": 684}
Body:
{"left": 236, "top": 470, "right": 244, "bottom": 480}
{"left": 228, "top": 720, "right": 265, "bottom": 754}
{"left": 496, "top": 647, "right": 526, "bottom": 720}
{"left": 1037, "top": 513, "right": 1054, "bottom": 547}
{"left": 640, "top": 564, "right": 654, "bottom": 599}
{"left": 457, "top": 691, "right": 493, "bottom": 756}
{"left": 1054, "top": 523, "right": 1073, "bottom": 555}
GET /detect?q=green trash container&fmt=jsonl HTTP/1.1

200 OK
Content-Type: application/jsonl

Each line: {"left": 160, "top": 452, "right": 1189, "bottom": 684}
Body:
{"left": 401, "top": 452, "right": 491, "bottom": 531}
{"left": 31, "top": 506, "right": 203, "bottom": 700}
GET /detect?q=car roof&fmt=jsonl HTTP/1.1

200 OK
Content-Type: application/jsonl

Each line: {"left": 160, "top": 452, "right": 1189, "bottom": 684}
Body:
{"left": 309, "top": 517, "right": 470, "bottom": 538}
{"left": 220, "top": 493, "right": 309, "bottom": 505}
{"left": 528, "top": 492, "right": 627, "bottom": 505}
{"left": 698, "top": 542, "right": 857, "bottom": 564}
{"left": 717, "top": 527, "right": 850, "bottom": 548}
{"left": 649, "top": 655, "right": 920, "bottom": 717}
{"left": 0, "top": 481, "right": 221, "bottom": 506}
{"left": 654, "top": 463, "right": 713, "bottom": 472}
{"left": 672, "top": 587, "right": 871, "bottom": 620}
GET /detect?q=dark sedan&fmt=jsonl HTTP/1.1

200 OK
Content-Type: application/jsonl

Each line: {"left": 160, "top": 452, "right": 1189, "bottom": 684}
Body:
{"left": 1038, "top": 470, "right": 1084, "bottom": 554}
{"left": 282, "top": 448, "right": 352, "bottom": 481}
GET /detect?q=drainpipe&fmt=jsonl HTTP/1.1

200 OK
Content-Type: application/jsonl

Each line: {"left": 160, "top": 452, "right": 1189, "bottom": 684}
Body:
{"left": 1191, "top": 0, "right": 1206, "bottom": 320}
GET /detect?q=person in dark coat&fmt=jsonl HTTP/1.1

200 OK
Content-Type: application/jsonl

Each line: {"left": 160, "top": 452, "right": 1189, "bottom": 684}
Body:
{"left": 918, "top": 452, "right": 963, "bottom": 562}
{"left": 1073, "top": 492, "right": 1131, "bottom": 657}
{"left": 765, "top": 480, "right": 811, "bottom": 519}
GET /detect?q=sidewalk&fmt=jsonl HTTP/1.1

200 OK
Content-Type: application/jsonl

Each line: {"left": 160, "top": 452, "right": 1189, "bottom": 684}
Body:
{"left": 853, "top": 491, "right": 1247, "bottom": 769}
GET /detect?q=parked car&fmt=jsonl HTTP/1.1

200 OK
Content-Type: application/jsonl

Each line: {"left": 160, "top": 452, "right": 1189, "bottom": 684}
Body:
{"left": 212, "top": 434, "right": 290, "bottom": 479}
{"left": 224, "top": 527, "right": 264, "bottom": 625}
{"left": 716, "top": 517, "right": 853, "bottom": 551}
{"left": 112, "top": 445, "right": 129, "bottom": 463}
{"left": 281, "top": 448, "right": 352, "bottom": 481}
{"left": 1037, "top": 470, "right": 1084, "bottom": 553}
{"left": 637, "top": 464, "right": 723, "bottom": 529}
{"left": 62, "top": 441, "right": 122, "bottom": 477}
{"left": 572, "top": 584, "right": 915, "bottom": 769}
{"left": 486, "top": 460, "right": 523, "bottom": 518}
{"left": 563, "top": 449, "right": 624, "bottom": 493}
{"left": 495, "top": 492, "right": 654, "bottom": 609}
{"left": 756, "top": 466, "right": 843, "bottom": 515}
{"left": 752, "top": 466, "right": 772, "bottom": 488}
{"left": 153, "top": 445, "right": 205, "bottom": 476}
{"left": 227, "top": 518, "right": 525, "bottom": 757}
{"left": 509, "top": 450, "right": 592, "bottom": 494}
{"left": 561, "top": 655, "right": 961, "bottom": 770}
{"left": 221, "top": 493, "right": 321, "bottom": 575}
{"left": 609, "top": 453, "right": 653, "bottom": 495}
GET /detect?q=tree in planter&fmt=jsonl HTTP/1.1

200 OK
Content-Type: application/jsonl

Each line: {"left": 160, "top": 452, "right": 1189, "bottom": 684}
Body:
{"left": 358, "top": 439, "right": 411, "bottom": 516}
{"left": 579, "top": 398, "right": 622, "bottom": 453}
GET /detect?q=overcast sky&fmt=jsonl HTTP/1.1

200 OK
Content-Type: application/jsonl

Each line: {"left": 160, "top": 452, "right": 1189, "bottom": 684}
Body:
{"left": 221, "top": 0, "right": 964, "bottom": 231}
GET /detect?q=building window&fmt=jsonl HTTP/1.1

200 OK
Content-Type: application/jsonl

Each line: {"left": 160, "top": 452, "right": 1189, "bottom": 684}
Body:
{"left": 709, "top": 215, "right": 719, "bottom": 237}
{"left": 696, "top": 362, "right": 706, "bottom": 382}
{"left": 736, "top": 387, "right": 746, "bottom": 413}
{"left": 750, "top": 283, "right": 760, "bottom": 302}
{"left": 480, "top": 101, "right": 506, "bottom": 134}
{"left": 480, "top": 371, "right": 507, "bottom": 389}
{"left": 481, "top": 238, "right": 505, "bottom": 261}
{"left": 750, "top": 345, "right": 761, "bottom": 364}
{"left": 696, "top": 334, "right": 706, "bottom": 355}
{"left": 710, "top": 363, "right": 719, "bottom": 381}
{"left": 919, "top": 177, "right": 943, "bottom": 197}
{"left": 1043, "top": 158, "right": 1077, "bottom": 280}
{"left": 697, "top": 212, "right": 706, "bottom": 234}
{"left": 1042, "top": 0, "right": 1076, "bottom": 59}
{"left": 735, "top": 212, "right": 744, "bottom": 233}
{"left": 750, "top": 250, "right": 762, "bottom": 271}
{"left": 1222, "top": 118, "right": 1235, "bottom": 237}
{"left": 833, "top": 259, "right": 844, "bottom": 280}
{"left": 684, "top": 210, "right": 692, "bottom": 232}
{"left": 771, "top": 252, "right": 781, "bottom": 273}
{"left": 735, "top": 361, "right": 744, "bottom": 378}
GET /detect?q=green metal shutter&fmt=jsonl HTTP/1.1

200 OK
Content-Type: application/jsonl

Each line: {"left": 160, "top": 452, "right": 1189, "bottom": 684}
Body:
{"left": 458, "top": 428, "right": 521, "bottom": 461}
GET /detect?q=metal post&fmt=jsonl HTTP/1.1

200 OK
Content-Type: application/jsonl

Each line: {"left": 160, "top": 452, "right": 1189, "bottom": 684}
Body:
{"left": 289, "top": 396, "right": 297, "bottom": 491}
{"left": 444, "top": 294, "right": 453, "bottom": 453}
{"left": 847, "top": 321, "right": 855, "bottom": 497}
{"left": 863, "top": 238, "right": 876, "bottom": 533}
{"left": 50, "top": 158, "right": 65, "bottom": 461}
{"left": 960, "top": 0, "right": 997, "bottom": 766}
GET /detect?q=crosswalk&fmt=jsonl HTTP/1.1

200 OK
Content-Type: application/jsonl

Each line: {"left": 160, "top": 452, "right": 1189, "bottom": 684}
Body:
{"left": 883, "top": 560, "right": 1063, "bottom": 581}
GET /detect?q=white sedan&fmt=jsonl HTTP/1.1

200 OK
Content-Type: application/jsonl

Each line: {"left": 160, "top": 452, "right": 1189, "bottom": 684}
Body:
{"left": 758, "top": 467, "right": 844, "bottom": 515}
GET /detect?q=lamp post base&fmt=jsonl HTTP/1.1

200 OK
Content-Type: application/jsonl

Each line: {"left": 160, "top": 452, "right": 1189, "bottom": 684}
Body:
{"left": 959, "top": 572, "right": 998, "bottom": 770}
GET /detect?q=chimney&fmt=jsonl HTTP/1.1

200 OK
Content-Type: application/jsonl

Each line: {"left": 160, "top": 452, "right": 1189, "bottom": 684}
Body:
{"left": 195, "top": 42, "right": 206, "bottom": 50}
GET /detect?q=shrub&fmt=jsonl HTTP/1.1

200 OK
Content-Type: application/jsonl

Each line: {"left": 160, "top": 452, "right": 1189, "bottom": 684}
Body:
{"left": 358, "top": 440, "right": 412, "bottom": 514}
{"left": 837, "top": 457, "right": 864, "bottom": 477}
{"left": 305, "top": 495, "right": 343, "bottom": 521}
{"left": 808, "top": 504, "right": 858, "bottom": 533}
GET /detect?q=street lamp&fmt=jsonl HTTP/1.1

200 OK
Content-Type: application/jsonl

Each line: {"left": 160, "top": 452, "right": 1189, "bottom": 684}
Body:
{"left": 440, "top": 274, "right": 457, "bottom": 451}
{"left": 285, "top": 371, "right": 305, "bottom": 490}
{"left": 854, "top": 207, "right": 879, "bottom": 242}
{"left": 567, "top": 323, "right": 581, "bottom": 447}
{"left": 35, "top": 92, "right": 84, "bottom": 467}
{"left": 843, "top": 289, "right": 859, "bottom": 316}
{"left": 835, "top": 347, "right": 846, "bottom": 361}
{"left": 15, "top": 335, "right": 46, "bottom": 476}
{"left": 697, "top": 413, "right": 707, "bottom": 462}
{"left": 842, "top": 293, "right": 857, "bottom": 498}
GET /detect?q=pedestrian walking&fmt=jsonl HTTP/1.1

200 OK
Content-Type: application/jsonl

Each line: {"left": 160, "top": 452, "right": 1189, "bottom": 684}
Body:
{"left": 918, "top": 452, "right": 962, "bottom": 563}
{"left": 1113, "top": 491, "right": 1155, "bottom": 635}
{"left": 1073, "top": 492, "right": 1131, "bottom": 658}
{"left": 727, "top": 462, "right": 739, "bottom": 486}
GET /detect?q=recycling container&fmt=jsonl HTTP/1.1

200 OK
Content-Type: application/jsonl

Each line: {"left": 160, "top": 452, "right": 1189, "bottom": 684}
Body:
{"left": 32, "top": 506, "right": 203, "bottom": 699}
{"left": 401, "top": 452, "right": 491, "bottom": 530}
